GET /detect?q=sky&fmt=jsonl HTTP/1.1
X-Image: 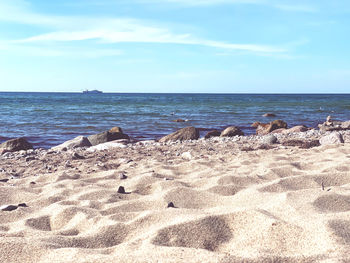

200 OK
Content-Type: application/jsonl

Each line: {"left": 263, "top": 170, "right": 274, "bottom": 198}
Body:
{"left": 0, "top": 0, "right": 349, "bottom": 93}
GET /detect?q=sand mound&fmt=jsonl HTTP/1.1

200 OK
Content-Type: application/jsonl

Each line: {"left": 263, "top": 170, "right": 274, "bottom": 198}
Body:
{"left": 1, "top": 141, "right": 350, "bottom": 262}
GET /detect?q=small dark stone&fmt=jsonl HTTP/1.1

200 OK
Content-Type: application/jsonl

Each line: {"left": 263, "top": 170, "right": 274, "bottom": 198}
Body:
{"left": 0, "top": 178, "right": 9, "bottom": 183}
{"left": 30, "top": 181, "right": 36, "bottom": 185}
{"left": 72, "top": 152, "right": 85, "bottom": 160}
{"left": 1, "top": 205, "right": 18, "bottom": 211}
{"left": 25, "top": 156, "right": 35, "bottom": 162}
{"left": 119, "top": 173, "right": 127, "bottom": 180}
{"left": 18, "top": 203, "right": 28, "bottom": 207}
{"left": 167, "top": 202, "right": 175, "bottom": 208}
{"left": 117, "top": 186, "right": 126, "bottom": 194}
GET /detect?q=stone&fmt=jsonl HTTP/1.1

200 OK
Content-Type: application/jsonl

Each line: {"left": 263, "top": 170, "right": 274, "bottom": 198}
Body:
{"left": 270, "top": 128, "right": 287, "bottom": 134}
{"left": 109, "top": 126, "right": 123, "bottom": 133}
{"left": 173, "top": 119, "right": 186, "bottom": 122}
{"left": 72, "top": 152, "right": 85, "bottom": 160}
{"left": 0, "top": 138, "right": 33, "bottom": 154}
{"left": 282, "top": 140, "right": 320, "bottom": 149}
{"left": 256, "top": 120, "right": 287, "bottom": 135}
{"left": 220, "top": 126, "right": 244, "bottom": 137}
{"left": 319, "top": 132, "right": 344, "bottom": 145}
{"left": 86, "top": 140, "right": 128, "bottom": 152}
{"left": 204, "top": 130, "right": 221, "bottom": 139}
{"left": 318, "top": 117, "right": 350, "bottom": 132}
{"left": 119, "top": 173, "right": 127, "bottom": 180}
{"left": 18, "top": 203, "right": 28, "bottom": 207}
{"left": 284, "top": 125, "right": 309, "bottom": 133}
{"left": 159, "top": 127, "right": 199, "bottom": 143}
{"left": 167, "top": 202, "right": 175, "bottom": 208}
{"left": 263, "top": 113, "right": 276, "bottom": 117}
{"left": 117, "top": 186, "right": 126, "bottom": 194}
{"left": 181, "top": 152, "right": 192, "bottom": 160}
{"left": 88, "top": 131, "right": 130, "bottom": 146}
{"left": 0, "top": 205, "right": 18, "bottom": 211}
{"left": 0, "top": 178, "right": 9, "bottom": 183}
{"left": 52, "top": 136, "right": 91, "bottom": 151}
{"left": 262, "top": 135, "right": 277, "bottom": 144}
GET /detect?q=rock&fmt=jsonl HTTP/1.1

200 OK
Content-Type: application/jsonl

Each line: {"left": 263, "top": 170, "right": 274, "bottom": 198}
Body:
{"left": 262, "top": 135, "right": 277, "bottom": 144}
{"left": 173, "top": 119, "right": 186, "bottom": 122}
{"left": 256, "top": 120, "right": 287, "bottom": 135}
{"left": 72, "top": 152, "right": 85, "bottom": 160}
{"left": 159, "top": 127, "right": 199, "bottom": 143}
{"left": 263, "top": 113, "right": 276, "bottom": 117}
{"left": 0, "top": 138, "right": 33, "bottom": 154}
{"left": 0, "top": 205, "right": 18, "bottom": 211}
{"left": 220, "top": 126, "right": 244, "bottom": 137}
{"left": 52, "top": 136, "right": 91, "bottom": 151}
{"left": 284, "top": 125, "right": 309, "bottom": 134}
{"left": 167, "top": 202, "right": 175, "bottom": 208}
{"left": 204, "top": 130, "right": 221, "bottom": 139}
{"left": 318, "top": 117, "right": 350, "bottom": 132}
{"left": 109, "top": 126, "right": 123, "bottom": 133}
{"left": 88, "top": 131, "right": 130, "bottom": 146}
{"left": 18, "top": 203, "right": 28, "bottom": 207}
{"left": 119, "top": 173, "right": 127, "bottom": 180}
{"left": 251, "top": 122, "right": 267, "bottom": 128}
{"left": 86, "top": 140, "right": 128, "bottom": 152}
{"left": 181, "top": 152, "right": 192, "bottom": 160}
{"left": 319, "top": 132, "right": 344, "bottom": 145}
{"left": 282, "top": 140, "right": 320, "bottom": 149}
{"left": 117, "top": 186, "right": 126, "bottom": 194}
{"left": 0, "top": 178, "right": 9, "bottom": 183}
{"left": 270, "top": 128, "right": 287, "bottom": 134}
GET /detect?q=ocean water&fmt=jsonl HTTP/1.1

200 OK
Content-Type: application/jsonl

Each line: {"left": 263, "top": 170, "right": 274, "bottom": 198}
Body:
{"left": 0, "top": 92, "right": 349, "bottom": 148}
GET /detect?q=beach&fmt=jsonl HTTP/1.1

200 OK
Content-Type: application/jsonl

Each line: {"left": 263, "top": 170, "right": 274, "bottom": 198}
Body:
{"left": 1, "top": 129, "right": 350, "bottom": 262}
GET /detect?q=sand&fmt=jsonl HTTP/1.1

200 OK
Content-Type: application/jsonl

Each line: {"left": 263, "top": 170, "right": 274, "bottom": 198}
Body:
{"left": 1, "top": 136, "right": 350, "bottom": 262}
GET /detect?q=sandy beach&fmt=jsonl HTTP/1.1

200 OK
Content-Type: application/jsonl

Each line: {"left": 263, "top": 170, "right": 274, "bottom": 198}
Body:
{"left": 1, "top": 130, "right": 350, "bottom": 263}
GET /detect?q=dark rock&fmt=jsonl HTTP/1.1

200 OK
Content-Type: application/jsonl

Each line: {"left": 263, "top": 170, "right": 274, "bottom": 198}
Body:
{"left": 88, "top": 131, "right": 130, "bottom": 146}
{"left": 220, "top": 126, "right": 244, "bottom": 137}
{"left": 0, "top": 138, "right": 33, "bottom": 154}
{"left": 159, "top": 127, "right": 199, "bottom": 143}
{"left": 0, "top": 178, "right": 9, "bottom": 183}
{"left": 30, "top": 181, "right": 36, "bottom": 185}
{"left": 318, "top": 118, "right": 350, "bottom": 132}
{"left": 119, "top": 173, "right": 127, "bottom": 180}
{"left": 263, "top": 113, "right": 276, "bottom": 117}
{"left": 72, "top": 152, "right": 85, "bottom": 160}
{"left": 167, "top": 202, "right": 175, "bottom": 208}
{"left": 25, "top": 156, "right": 36, "bottom": 162}
{"left": 173, "top": 119, "right": 186, "bottom": 122}
{"left": 18, "top": 203, "right": 28, "bottom": 207}
{"left": 204, "top": 130, "right": 221, "bottom": 139}
{"left": 117, "top": 186, "right": 126, "bottom": 194}
{"left": 1, "top": 205, "right": 18, "bottom": 211}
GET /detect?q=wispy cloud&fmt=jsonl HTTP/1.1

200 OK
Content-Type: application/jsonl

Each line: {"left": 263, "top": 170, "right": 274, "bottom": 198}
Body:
{"left": 0, "top": 0, "right": 290, "bottom": 57}
{"left": 138, "top": 0, "right": 318, "bottom": 12}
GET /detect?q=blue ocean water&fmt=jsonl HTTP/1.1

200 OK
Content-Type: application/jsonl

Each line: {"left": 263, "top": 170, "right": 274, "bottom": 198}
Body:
{"left": 0, "top": 92, "right": 349, "bottom": 148}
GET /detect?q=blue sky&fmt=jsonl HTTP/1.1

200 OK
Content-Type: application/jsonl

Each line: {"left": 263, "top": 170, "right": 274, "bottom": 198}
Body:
{"left": 0, "top": 0, "right": 349, "bottom": 93}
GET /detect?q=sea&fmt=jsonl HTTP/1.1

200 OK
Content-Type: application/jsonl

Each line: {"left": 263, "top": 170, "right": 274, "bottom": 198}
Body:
{"left": 0, "top": 92, "right": 349, "bottom": 149}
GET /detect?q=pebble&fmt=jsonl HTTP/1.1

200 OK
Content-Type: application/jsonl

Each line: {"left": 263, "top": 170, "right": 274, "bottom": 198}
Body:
{"left": 167, "top": 202, "right": 175, "bottom": 208}
{"left": 1, "top": 205, "right": 18, "bottom": 211}
{"left": 117, "top": 186, "right": 126, "bottom": 194}
{"left": 119, "top": 173, "right": 127, "bottom": 180}
{"left": 0, "top": 178, "right": 9, "bottom": 183}
{"left": 72, "top": 152, "right": 85, "bottom": 160}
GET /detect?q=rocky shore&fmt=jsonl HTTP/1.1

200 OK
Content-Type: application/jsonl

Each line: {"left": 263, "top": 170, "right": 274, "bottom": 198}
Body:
{"left": 1, "top": 117, "right": 350, "bottom": 262}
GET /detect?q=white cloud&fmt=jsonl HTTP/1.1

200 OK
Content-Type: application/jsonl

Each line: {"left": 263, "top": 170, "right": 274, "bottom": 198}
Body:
{"left": 0, "top": 0, "right": 288, "bottom": 57}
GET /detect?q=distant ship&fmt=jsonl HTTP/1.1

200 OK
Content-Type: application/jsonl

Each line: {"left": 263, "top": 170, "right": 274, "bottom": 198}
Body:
{"left": 83, "top": 89, "right": 103, "bottom": 94}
